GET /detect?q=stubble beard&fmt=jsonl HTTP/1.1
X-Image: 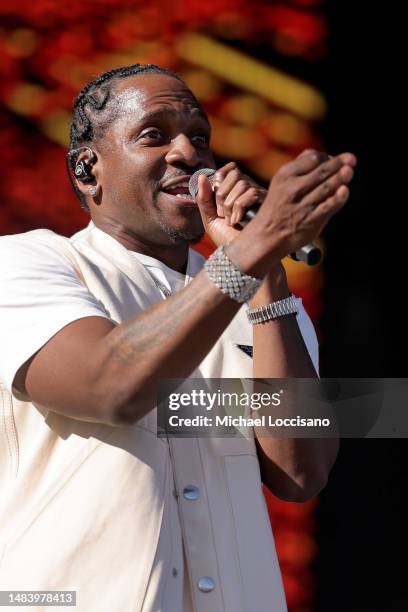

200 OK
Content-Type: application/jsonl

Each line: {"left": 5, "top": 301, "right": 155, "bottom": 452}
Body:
{"left": 152, "top": 192, "right": 205, "bottom": 245}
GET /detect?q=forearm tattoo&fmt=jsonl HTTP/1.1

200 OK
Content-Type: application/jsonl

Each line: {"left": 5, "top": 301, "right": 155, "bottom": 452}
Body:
{"left": 105, "top": 271, "right": 229, "bottom": 364}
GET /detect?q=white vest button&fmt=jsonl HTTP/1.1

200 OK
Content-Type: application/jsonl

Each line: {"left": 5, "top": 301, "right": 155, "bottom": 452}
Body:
{"left": 198, "top": 576, "right": 216, "bottom": 592}
{"left": 183, "top": 485, "right": 200, "bottom": 500}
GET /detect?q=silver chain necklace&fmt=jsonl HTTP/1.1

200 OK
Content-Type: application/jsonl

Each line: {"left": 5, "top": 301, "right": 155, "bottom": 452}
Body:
{"left": 143, "top": 268, "right": 172, "bottom": 299}
{"left": 151, "top": 275, "right": 172, "bottom": 299}
{"left": 144, "top": 265, "right": 192, "bottom": 300}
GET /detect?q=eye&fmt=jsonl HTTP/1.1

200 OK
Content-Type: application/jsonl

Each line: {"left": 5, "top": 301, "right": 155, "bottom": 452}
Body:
{"left": 191, "top": 133, "right": 210, "bottom": 146}
{"left": 139, "top": 129, "right": 164, "bottom": 141}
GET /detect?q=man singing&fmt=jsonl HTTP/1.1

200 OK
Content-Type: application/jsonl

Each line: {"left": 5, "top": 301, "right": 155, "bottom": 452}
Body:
{"left": 0, "top": 64, "right": 356, "bottom": 611}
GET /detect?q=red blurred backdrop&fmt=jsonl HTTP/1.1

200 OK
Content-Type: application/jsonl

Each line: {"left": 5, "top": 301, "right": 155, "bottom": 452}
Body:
{"left": 0, "top": 2, "right": 329, "bottom": 609}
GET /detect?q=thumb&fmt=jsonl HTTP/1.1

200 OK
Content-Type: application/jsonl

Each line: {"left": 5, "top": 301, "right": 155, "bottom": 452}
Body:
{"left": 195, "top": 174, "right": 216, "bottom": 228}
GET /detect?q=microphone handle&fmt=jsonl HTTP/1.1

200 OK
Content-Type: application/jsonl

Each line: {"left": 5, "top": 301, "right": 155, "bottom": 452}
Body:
{"left": 239, "top": 207, "right": 322, "bottom": 267}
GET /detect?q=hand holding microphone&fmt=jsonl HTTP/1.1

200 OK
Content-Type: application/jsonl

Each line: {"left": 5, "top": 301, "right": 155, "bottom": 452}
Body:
{"left": 191, "top": 150, "right": 357, "bottom": 274}
{"left": 189, "top": 165, "right": 321, "bottom": 265}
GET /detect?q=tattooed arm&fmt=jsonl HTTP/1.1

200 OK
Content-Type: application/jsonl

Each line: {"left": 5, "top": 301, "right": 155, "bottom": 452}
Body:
{"left": 13, "top": 269, "right": 243, "bottom": 427}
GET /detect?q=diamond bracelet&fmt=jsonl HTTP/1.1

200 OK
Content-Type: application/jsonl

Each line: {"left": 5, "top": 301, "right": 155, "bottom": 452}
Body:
{"left": 204, "top": 245, "right": 263, "bottom": 303}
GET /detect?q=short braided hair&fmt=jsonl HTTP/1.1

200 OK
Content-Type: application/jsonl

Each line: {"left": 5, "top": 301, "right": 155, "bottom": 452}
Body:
{"left": 66, "top": 64, "right": 186, "bottom": 212}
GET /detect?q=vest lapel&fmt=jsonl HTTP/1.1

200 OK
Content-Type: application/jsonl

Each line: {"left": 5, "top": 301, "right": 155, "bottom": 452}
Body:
{"left": 80, "top": 221, "right": 164, "bottom": 306}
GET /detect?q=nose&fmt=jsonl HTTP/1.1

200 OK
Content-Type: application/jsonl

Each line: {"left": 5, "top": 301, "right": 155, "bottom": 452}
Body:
{"left": 165, "top": 134, "right": 199, "bottom": 167}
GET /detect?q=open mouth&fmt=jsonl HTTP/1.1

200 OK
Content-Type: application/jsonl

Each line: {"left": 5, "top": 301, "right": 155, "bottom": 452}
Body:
{"left": 159, "top": 183, "right": 196, "bottom": 206}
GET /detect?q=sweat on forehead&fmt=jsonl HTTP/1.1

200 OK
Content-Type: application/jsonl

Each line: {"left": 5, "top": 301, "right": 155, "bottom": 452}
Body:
{"left": 109, "top": 74, "right": 202, "bottom": 117}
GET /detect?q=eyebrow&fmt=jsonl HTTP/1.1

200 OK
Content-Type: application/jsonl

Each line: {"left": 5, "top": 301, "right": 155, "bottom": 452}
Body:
{"left": 136, "top": 108, "right": 210, "bottom": 127}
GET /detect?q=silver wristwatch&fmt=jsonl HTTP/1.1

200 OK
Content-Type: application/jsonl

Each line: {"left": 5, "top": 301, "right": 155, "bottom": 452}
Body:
{"left": 246, "top": 295, "right": 301, "bottom": 324}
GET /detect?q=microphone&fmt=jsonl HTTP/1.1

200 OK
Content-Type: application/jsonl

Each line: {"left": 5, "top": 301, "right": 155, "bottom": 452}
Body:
{"left": 189, "top": 168, "right": 322, "bottom": 267}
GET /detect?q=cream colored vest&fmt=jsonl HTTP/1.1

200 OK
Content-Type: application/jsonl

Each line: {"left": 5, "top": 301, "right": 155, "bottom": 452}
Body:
{"left": 0, "top": 222, "right": 287, "bottom": 612}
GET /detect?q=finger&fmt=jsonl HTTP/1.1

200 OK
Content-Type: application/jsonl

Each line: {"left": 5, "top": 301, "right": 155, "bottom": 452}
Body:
{"left": 301, "top": 164, "right": 354, "bottom": 209}
{"left": 286, "top": 150, "right": 356, "bottom": 179}
{"left": 296, "top": 155, "right": 355, "bottom": 198}
{"left": 213, "top": 167, "right": 241, "bottom": 218}
{"left": 223, "top": 180, "right": 249, "bottom": 224}
{"left": 299, "top": 150, "right": 357, "bottom": 167}
{"left": 212, "top": 162, "right": 238, "bottom": 216}
{"left": 337, "top": 152, "right": 357, "bottom": 167}
{"left": 296, "top": 148, "right": 321, "bottom": 158}
{"left": 306, "top": 184, "right": 350, "bottom": 233}
{"left": 276, "top": 150, "right": 329, "bottom": 181}
{"left": 230, "top": 188, "right": 259, "bottom": 226}
{"left": 212, "top": 161, "right": 238, "bottom": 187}
{"left": 195, "top": 174, "right": 216, "bottom": 227}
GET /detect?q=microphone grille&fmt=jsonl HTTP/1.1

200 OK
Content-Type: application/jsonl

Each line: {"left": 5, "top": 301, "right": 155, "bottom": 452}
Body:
{"left": 188, "top": 168, "right": 216, "bottom": 198}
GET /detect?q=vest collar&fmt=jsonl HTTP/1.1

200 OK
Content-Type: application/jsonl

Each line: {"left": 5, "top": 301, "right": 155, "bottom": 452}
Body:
{"left": 74, "top": 220, "right": 204, "bottom": 301}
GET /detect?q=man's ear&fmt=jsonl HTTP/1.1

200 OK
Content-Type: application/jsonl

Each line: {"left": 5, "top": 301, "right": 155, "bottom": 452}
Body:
{"left": 73, "top": 148, "right": 101, "bottom": 201}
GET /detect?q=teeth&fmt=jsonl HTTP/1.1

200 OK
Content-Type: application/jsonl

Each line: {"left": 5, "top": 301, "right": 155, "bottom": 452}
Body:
{"left": 176, "top": 193, "right": 192, "bottom": 199}
{"left": 164, "top": 181, "right": 189, "bottom": 189}
{"left": 174, "top": 182, "right": 189, "bottom": 188}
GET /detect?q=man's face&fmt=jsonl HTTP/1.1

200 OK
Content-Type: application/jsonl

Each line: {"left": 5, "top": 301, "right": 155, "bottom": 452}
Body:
{"left": 92, "top": 73, "right": 216, "bottom": 246}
